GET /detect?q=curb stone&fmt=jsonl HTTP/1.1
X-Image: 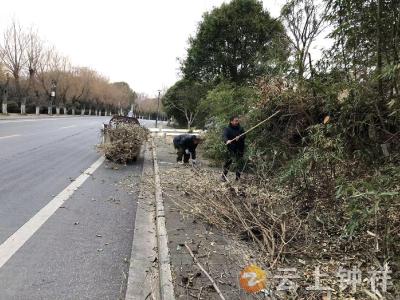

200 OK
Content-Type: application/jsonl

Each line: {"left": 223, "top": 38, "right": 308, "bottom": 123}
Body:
{"left": 151, "top": 138, "right": 176, "bottom": 300}
{"left": 125, "top": 140, "right": 175, "bottom": 300}
{"left": 125, "top": 143, "right": 159, "bottom": 299}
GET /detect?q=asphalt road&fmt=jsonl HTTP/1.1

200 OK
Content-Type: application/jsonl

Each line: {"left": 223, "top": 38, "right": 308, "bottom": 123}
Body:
{"left": 0, "top": 116, "right": 155, "bottom": 299}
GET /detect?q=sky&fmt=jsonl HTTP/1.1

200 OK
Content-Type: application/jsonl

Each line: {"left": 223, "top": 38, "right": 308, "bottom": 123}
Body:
{"left": 0, "top": 0, "right": 327, "bottom": 97}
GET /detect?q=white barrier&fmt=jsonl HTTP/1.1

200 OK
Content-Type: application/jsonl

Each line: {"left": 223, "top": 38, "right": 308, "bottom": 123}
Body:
{"left": 148, "top": 128, "right": 205, "bottom": 137}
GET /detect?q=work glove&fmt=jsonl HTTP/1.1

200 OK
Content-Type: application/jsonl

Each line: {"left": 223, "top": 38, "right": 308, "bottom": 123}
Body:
{"left": 185, "top": 149, "right": 190, "bottom": 155}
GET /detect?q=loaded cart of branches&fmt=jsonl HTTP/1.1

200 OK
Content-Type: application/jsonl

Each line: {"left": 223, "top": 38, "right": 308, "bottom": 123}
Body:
{"left": 99, "top": 115, "right": 149, "bottom": 164}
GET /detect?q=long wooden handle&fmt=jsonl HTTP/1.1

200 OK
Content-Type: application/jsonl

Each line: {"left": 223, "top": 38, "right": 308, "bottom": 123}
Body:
{"left": 235, "top": 110, "right": 280, "bottom": 139}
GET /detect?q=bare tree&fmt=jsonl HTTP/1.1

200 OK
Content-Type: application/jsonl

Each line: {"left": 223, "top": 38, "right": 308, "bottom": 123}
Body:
{"left": 37, "top": 47, "right": 70, "bottom": 114}
{"left": 0, "top": 20, "right": 28, "bottom": 114}
{"left": 0, "top": 65, "right": 10, "bottom": 114}
{"left": 68, "top": 67, "right": 92, "bottom": 115}
{"left": 57, "top": 68, "right": 72, "bottom": 115}
{"left": 37, "top": 47, "right": 54, "bottom": 112}
{"left": 281, "top": 0, "right": 328, "bottom": 80}
{"left": 52, "top": 56, "right": 71, "bottom": 115}
{"left": 25, "top": 28, "right": 43, "bottom": 115}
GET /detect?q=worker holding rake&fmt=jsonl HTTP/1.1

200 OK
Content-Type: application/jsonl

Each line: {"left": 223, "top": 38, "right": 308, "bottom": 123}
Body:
{"left": 222, "top": 116, "right": 246, "bottom": 181}
{"left": 221, "top": 111, "right": 281, "bottom": 181}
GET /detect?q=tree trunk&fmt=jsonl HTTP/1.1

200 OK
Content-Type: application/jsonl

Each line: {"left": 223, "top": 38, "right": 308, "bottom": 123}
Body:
{"left": 63, "top": 107, "right": 68, "bottom": 115}
{"left": 298, "top": 50, "right": 305, "bottom": 80}
{"left": 56, "top": 107, "right": 60, "bottom": 115}
{"left": 20, "top": 98, "right": 26, "bottom": 115}
{"left": 35, "top": 106, "right": 40, "bottom": 115}
{"left": 376, "top": 0, "right": 383, "bottom": 92}
{"left": 15, "top": 77, "right": 22, "bottom": 111}
{"left": 377, "top": 0, "right": 384, "bottom": 99}
{"left": 88, "top": 108, "right": 92, "bottom": 115}
{"left": 1, "top": 102, "right": 7, "bottom": 114}
{"left": 81, "top": 107, "right": 85, "bottom": 116}
{"left": 72, "top": 107, "right": 75, "bottom": 115}
{"left": 375, "top": 0, "right": 386, "bottom": 130}
{"left": 2, "top": 78, "right": 9, "bottom": 114}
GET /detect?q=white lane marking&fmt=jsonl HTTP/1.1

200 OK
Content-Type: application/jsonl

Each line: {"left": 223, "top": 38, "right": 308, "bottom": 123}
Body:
{"left": 60, "top": 125, "right": 77, "bottom": 129}
{"left": 0, "top": 134, "right": 21, "bottom": 140}
{"left": 0, "top": 119, "right": 59, "bottom": 124}
{"left": 0, "top": 116, "right": 95, "bottom": 124}
{"left": 0, "top": 155, "right": 105, "bottom": 269}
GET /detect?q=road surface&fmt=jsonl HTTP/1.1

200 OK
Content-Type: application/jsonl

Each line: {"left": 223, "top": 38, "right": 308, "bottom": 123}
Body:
{"left": 0, "top": 116, "right": 155, "bottom": 300}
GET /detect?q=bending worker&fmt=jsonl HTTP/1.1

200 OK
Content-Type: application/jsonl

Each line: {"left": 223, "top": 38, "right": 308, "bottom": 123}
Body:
{"left": 173, "top": 134, "right": 201, "bottom": 164}
{"left": 222, "top": 116, "right": 245, "bottom": 181}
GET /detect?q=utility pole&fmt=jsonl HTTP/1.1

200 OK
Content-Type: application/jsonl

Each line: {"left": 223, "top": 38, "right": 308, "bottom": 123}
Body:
{"left": 155, "top": 90, "right": 161, "bottom": 128}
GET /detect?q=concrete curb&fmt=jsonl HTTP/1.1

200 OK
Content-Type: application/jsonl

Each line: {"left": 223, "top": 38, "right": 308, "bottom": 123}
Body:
{"left": 151, "top": 138, "right": 176, "bottom": 300}
{"left": 124, "top": 139, "right": 175, "bottom": 300}
{"left": 125, "top": 143, "right": 159, "bottom": 299}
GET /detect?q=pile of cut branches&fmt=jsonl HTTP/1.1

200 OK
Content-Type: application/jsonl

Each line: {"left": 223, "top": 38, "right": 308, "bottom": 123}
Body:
{"left": 162, "top": 167, "right": 306, "bottom": 268}
{"left": 161, "top": 166, "right": 400, "bottom": 270}
{"left": 99, "top": 124, "right": 149, "bottom": 163}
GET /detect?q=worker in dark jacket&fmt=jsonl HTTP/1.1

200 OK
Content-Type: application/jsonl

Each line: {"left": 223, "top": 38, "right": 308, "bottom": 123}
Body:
{"left": 173, "top": 134, "right": 201, "bottom": 164}
{"left": 222, "top": 116, "right": 245, "bottom": 181}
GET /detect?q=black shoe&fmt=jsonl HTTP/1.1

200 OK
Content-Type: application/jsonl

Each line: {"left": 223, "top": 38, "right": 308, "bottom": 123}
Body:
{"left": 235, "top": 172, "right": 241, "bottom": 181}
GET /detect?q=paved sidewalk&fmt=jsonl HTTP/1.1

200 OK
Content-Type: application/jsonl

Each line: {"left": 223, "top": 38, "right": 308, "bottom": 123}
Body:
{"left": 154, "top": 137, "right": 258, "bottom": 300}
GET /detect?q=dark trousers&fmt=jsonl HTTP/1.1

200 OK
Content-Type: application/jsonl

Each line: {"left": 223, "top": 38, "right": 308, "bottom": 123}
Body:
{"left": 175, "top": 145, "right": 190, "bottom": 163}
{"left": 223, "top": 151, "right": 244, "bottom": 178}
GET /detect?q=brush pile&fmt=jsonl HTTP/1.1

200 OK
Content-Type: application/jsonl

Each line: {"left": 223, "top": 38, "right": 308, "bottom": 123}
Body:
{"left": 100, "top": 123, "right": 149, "bottom": 163}
{"left": 160, "top": 166, "right": 400, "bottom": 298}
{"left": 161, "top": 165, "right": 400, "bottom": 269}
{"left": 162, "top": 167, "right": 304, "bottom": 267}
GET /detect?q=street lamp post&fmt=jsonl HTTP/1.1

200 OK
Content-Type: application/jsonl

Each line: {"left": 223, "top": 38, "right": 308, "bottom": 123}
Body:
{"left": 155, "top": 90, "right": 161, "bottom": 128}
{"left": 49, "top": 80, "right": 56, "bottom": 115}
